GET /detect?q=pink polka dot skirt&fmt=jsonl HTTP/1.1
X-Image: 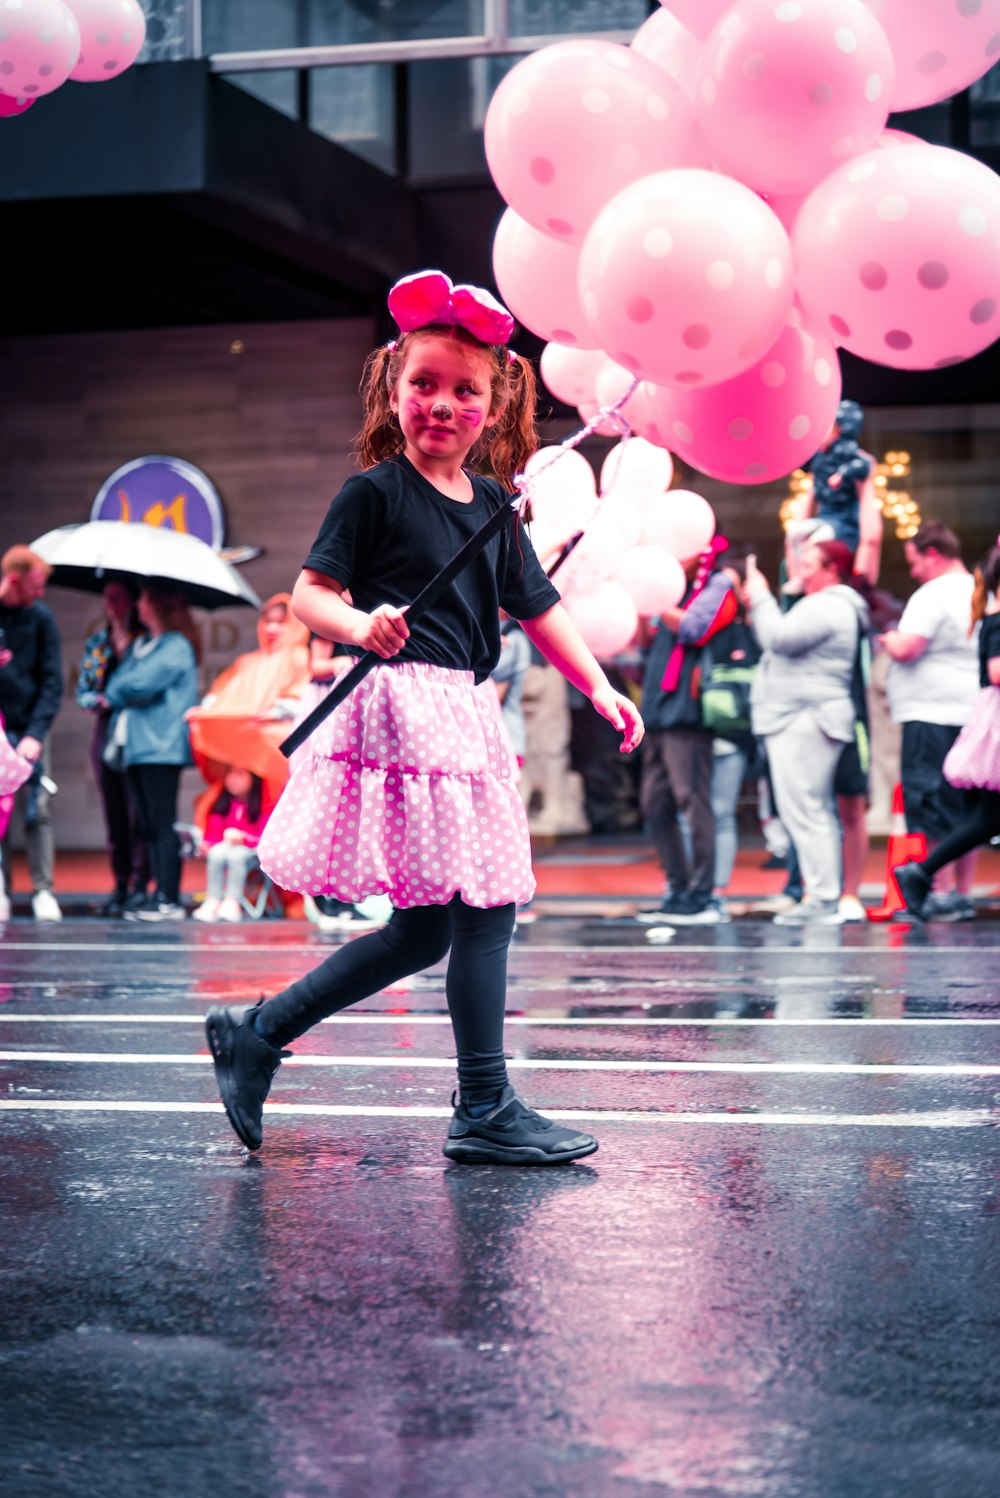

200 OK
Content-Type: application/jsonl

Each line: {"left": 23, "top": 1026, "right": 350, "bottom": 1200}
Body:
{"left": 258, "top": 660, "right": 536, "bottom": 909}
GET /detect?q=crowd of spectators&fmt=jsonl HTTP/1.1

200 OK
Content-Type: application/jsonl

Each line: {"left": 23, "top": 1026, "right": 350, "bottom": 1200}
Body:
{"left": 0, "top": 402, "right": 995, "bottom": 925}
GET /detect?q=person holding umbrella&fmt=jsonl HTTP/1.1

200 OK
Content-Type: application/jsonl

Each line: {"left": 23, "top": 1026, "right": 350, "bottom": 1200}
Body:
{"left": 0, "top": 545, "right": 64, "bottom": 922}
{"left": 97, "top": 585, "right": 201, "bottom": 922}
{"left": 76, "top": 580, "right": 150, "bottom": 916}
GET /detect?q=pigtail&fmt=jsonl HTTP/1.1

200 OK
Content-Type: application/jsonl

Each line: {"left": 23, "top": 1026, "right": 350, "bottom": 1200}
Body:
{"left": 969, "top": 543, "right": 1000, "bottom": 634}
{"left": 355, "top": 343, "right": 406, "bottom": 469}
{"left": 481, "top": 352, "right": 540, "bottom": 494}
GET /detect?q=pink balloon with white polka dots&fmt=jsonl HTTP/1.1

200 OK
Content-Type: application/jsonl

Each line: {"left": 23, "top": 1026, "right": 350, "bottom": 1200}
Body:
{"left": 484, "top": 37, "right": 708, "bottom": 247}
{"left": 793, "top": 142, "right": 1000, "bottom": 370}
{"left": 492, "top": 208, "right": 600, "bottom": 349}
{"left": 695, "top": 0, "right": 895, "bottom": 198}
{"left": 0, "top": 87, "right": 33, "bottom": 114}
{"left": 864, "top": 0, "right": 1000, "bottom": 112}
{"left": 0, "top": 0, "right": 80, "bottom": 100}
{"left": 577, "top": 167, "right": 794, "bottom": 389}
{"left": 646, "top": 313, "right": 843, "bottom": 484}
{"left": 660, "top": 0, "right": 736, "bottom": 42}
{"left": 64, "top": 0, "right": 145, "bottom": 83}
{"left": 631, "top": 7, "right": 701, "bottom": 99}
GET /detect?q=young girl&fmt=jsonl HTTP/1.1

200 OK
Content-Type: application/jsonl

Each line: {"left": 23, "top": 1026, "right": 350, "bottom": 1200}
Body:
{"left": 193, "top": 767, "right": 270, "bottom": 924}
{"left": 205, "top": 270, "right": 643, "bottom": 1163}
{"left": 894, "top": 540, "right": 1000, "bottom": 919}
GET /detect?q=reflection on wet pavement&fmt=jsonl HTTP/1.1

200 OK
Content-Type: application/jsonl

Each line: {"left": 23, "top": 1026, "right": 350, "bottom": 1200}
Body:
{"left": 2, "top": 917, "right": 999, "bottom": 1497}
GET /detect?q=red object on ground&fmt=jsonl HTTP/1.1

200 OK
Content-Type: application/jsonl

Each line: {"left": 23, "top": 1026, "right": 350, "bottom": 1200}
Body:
{"left": 867, "top": 784, "right": 928, "bottom": 923}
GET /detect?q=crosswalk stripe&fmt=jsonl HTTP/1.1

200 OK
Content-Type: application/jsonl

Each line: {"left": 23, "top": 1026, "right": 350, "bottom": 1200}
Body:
{"left": 0, "top": 1099, "right": 989, "bottom": 1128}
{"left": 1, "top": 1014, "right": 998, "bottom": 1028}
{"left": 3, "top": 1050, "right": 998, "bottom": 1076}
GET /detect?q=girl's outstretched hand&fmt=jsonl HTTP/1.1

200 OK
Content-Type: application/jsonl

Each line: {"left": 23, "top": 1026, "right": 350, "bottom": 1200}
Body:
{"left": 592, "top": 686, "right": 644, "bottom": 753}
{"left": 358, "top": 603, "right": 410, "bottom": 658}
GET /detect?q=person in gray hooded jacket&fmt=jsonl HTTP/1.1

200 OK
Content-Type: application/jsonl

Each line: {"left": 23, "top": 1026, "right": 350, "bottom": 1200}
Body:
{"left": 744, "top": 539, "right": 869, "bottom": 925}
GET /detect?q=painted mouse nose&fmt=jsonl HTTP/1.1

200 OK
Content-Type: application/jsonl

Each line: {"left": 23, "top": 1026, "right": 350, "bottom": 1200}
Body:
{"left": 431, "top": 402, "right": 454, "bottom": 420}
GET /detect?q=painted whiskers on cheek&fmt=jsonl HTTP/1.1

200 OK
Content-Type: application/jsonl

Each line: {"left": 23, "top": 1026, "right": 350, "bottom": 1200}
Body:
{"left": 460, "top": 408, "right": 484, "bottom": 429}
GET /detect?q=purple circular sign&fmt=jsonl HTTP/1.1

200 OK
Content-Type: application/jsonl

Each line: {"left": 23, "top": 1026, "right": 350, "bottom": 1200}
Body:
{"left": 91, "top": 456, "right": 226, "bottom": 550}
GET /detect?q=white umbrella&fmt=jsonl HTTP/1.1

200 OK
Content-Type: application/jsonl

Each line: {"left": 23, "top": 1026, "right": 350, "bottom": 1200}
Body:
{"left": 31, "top": 521, "right": 262, "bottom": 612}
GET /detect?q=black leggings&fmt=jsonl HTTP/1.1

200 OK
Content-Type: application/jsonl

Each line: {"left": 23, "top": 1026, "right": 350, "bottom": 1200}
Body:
{"left": 256, "top": 896, "right": 517, "bottom": 1106}
{"left": 919, "top": 791, "right": 1000, "bottom": 877}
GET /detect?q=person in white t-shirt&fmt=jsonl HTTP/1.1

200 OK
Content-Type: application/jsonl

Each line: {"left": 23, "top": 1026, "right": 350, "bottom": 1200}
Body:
{"left": 881, "top": 521, "right": 980, "bottom": 919}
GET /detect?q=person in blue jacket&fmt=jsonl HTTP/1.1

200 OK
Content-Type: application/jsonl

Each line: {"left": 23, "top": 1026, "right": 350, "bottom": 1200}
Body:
{"left": 99, "top": 584, "right": 201, "bottom": 922}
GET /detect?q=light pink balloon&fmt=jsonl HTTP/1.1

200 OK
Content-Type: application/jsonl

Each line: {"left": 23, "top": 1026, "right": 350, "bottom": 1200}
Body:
{"left": 563, "top": 580, "right": 639, "bottom": 658}
{"left": 578, "top": 168, "right": 794, "bottom": 388}
{"left": 765, "top": 128, "right": 921, "bottom": 233}
{"left": 647, "top": 315, "right": 843, "bottom": 484}
{"left": 522, "top": 446, "right": 597, "bottom": 525}
{"left": 0, "top": 0, "right": 80, "bottom": 99}
{"left": 639, "top": 489, "right": 716, "bottom": 560}
{"left": 539, "top": 343, "right": 606, "bottom": 406}
{"left": 695, "top": 0, "right": 894, "bottom": 197}
{"left": 594, "top": 361, "right": 668, "bottom": 445}
{"left": 484, "top": 39, "right": 707, "bottom": 246}
{"left": 661, "top": 1, "right": 735, "bottom": 42}
{"left": 558, "top": 502, "right": 636, "bottom": 596}
{"left": 65, "top": 0, "right": 145, "bottom": 83}
{"left": 493, "top": 209, "right": 599, "bottom": 349}
{"left": 793, "top": 142, "right": 1000, "bottom": 371}
{"left": 0, "top": 90, "right": 35, "bottom": 115}
{"left": 631, "top": 8, "right": 700, "bottom": 99}
{"left": 600, "top": 435, "right": 674, "bottom": 499}
{"left": 864, "top": 0, "right": 1000, "bottom": 112}
{"left": 616, "top": 544, "right": 687, "bottom": 616}
{"left": 577, "top": 399, "right": 626, "bottom": 438}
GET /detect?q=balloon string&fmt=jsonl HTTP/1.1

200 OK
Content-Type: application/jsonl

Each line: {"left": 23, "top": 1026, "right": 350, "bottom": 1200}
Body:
{"left": 509, "top": 376, "right": 641, "bottom": 518}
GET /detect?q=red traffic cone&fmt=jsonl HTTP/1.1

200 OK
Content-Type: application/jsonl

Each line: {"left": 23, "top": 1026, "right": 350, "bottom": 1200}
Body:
{"left": 867, "top": 784, "right": 928, "bottom": 923}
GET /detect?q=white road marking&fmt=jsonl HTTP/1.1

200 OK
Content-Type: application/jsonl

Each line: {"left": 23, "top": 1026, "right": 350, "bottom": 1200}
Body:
{"left": 3, "top": 1050, "right": 999, "bottom": 1076}
{"left": 2, "top": 1014, "right": 998, "bottom": 1028}
{"left": 0, "top": 1099, "right": 989, "bottom": 1128}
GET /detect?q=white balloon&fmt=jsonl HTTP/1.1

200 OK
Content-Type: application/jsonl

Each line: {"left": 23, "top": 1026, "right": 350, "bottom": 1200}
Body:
{"left": 594, "top": 363, "right": 670, "bottom": 447}
{"left": 638, "top": 489, "right": 716, "bottom": 560}
{"left": 539, "top": 343, "right": 606, "bottom": 407}
{"left": 521, "top": 447, "right": 597, "bottom": 524}
{"left": 564, "top": 581, "right": 639, "bottom": 659}
{"left": 616, "top": 545, "right": 687, "bottom": 617}
{"left": 600, "top": 437, "right": 674, "bottom": 499}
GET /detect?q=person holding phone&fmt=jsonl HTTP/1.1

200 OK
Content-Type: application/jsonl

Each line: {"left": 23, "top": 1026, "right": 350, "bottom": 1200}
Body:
{"left": 744, "top": 543, "right": 870, "bottom": 926}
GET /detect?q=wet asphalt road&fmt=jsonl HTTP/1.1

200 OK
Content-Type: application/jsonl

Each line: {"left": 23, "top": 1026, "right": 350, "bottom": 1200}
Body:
{"left": 1, "top": 917, "right": 999, "bottom": 1498}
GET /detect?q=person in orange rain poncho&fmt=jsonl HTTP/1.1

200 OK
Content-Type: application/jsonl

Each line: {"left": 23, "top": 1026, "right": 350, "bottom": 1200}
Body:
{"left": 187, "top": 592, "right": 311, "bottom": 811}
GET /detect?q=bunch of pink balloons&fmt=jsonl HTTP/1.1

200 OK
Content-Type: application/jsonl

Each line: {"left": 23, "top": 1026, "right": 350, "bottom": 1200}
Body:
{"left": 0, "top": 0, "right": 146, "bottom": 117}
{"left": 489, "top": 0, "right": 1000, "bottom": 487}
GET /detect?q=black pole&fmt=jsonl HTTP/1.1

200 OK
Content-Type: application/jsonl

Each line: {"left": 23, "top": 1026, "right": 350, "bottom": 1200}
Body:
{"left": 280, "top": 498, "right": 519, "bottom": 759}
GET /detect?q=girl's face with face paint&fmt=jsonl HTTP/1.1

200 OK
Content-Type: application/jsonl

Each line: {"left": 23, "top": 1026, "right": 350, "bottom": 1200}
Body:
{"left": 390, "top": 332, "right": 499, "bottom": 470}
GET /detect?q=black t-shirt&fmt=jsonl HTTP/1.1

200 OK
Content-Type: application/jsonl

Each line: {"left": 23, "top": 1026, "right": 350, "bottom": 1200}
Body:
{"left": 979, "top": 612, "right": 1000, "bottom": 687}
{"left": 303, "top": 457, "right": 560, "bottom": 683}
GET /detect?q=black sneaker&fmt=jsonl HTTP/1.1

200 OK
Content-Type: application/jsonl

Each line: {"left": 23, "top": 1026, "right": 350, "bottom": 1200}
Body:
{"left": 443, "top": 1083, "right": 598, "bottom": 1166}
{"left": 668, "top": 891, "right": 724, "bottom": 925}
{"left": 635, "top": 891, "right": 690, "bottom": 924}
{"left": 894, "top": 861, "right": 931, "bottom": 919}
{"left": 132, "top": 899, "right": 187, "bottom": 922}
{"left": 205, "top": 1003, "right": 290, "bottom": 1151}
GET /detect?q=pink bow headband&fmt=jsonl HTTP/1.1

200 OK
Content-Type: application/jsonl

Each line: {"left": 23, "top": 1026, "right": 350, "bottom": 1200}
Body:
{"left": 387, "top": 270, "right": 515, "bottom": 347}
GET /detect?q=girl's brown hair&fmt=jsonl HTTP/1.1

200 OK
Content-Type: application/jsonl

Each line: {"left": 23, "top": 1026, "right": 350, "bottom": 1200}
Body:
{"left": 969, "top": 542, "right": 1000, "bottom": 634}
{"left": 143, "top": 583, "right": 203, "bottom": 665}
{"left": 354, "top": 325, "right": 539, "bottom": 493}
